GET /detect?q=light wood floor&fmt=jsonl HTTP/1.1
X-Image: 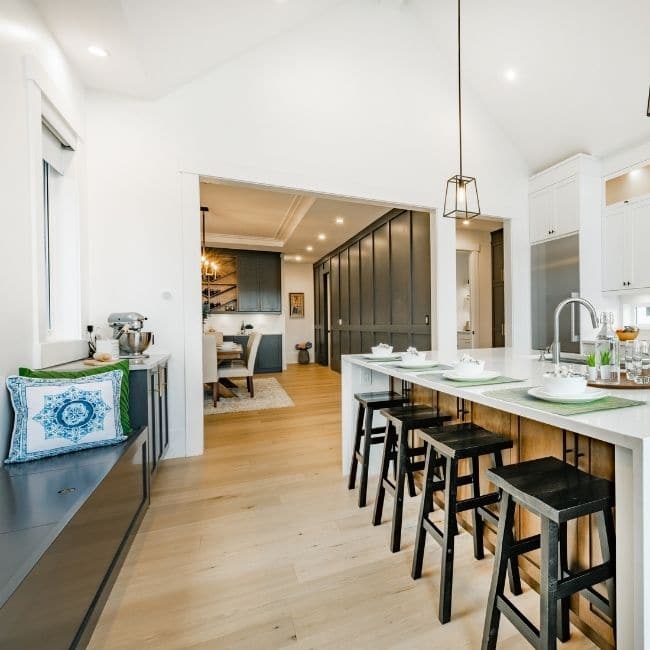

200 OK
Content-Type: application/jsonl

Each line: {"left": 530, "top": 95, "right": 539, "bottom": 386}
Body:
{"left": 89, "top": 364, "right": 595, "bottom": 649}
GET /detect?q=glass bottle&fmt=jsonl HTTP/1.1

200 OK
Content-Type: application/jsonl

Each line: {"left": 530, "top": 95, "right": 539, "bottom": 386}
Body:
{"left": 595, "top": 312, "right": 619, "bottom": 384}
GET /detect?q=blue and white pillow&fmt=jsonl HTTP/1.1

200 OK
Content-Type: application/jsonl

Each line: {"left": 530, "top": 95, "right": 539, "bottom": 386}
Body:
{"left": 5, "top": 370, "right": 126, "bottom": 464}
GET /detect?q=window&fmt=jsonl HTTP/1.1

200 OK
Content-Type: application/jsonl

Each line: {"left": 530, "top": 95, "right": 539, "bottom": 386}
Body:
{"left": 40, "top": 122, "right": 80, "bottom": 343}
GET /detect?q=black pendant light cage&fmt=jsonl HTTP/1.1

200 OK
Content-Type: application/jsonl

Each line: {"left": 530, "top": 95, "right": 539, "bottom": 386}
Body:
{"left": 444, "top": 175, "right": 480, "bottom": 220}
{"left": 443, "top": 0, "right": 481, "bottom": 221}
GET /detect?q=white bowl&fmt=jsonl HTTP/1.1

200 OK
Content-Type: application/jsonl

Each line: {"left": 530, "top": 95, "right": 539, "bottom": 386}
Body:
{"left": 402, "top": 351, "right": 427, "bottom": 363}
{"left": 542, "top": 373, "right": 587, "bottom": 396}
{"left": 454, "top": 360, "right": 486, "bottom": 378}
{"left": 371, "top": 345, "right": 393, "bottom": 356}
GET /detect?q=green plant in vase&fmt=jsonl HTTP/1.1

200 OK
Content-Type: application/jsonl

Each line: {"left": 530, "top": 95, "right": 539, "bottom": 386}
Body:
{"left": 586, "top": 352, "right": 597, "bottom": 381}
{"left": 599, "top": 348, "right": 612, "bottom": 380}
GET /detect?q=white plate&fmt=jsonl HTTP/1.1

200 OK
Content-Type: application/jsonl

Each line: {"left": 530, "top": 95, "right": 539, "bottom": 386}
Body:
{"left": 443, "top": 370, "right": 500, "bottom": 382}
{"left": 397, "top": 361, "right": 439, "bottom": 370}
{"left": 363, "top": 353, "right": 401, "bottom": 361}
{"left": 527, "top": 387, "right": 608, "bottom": 404}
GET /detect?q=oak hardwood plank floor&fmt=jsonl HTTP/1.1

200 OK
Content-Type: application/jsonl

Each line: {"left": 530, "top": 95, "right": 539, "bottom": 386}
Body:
{"left": 89, "top": 364, "right": 595, "bottom": 649}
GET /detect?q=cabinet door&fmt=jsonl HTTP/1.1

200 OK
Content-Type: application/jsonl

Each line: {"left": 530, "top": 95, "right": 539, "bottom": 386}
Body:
{"left": 529, "top": 188, "right": 553, "bottom": 243}
{"left": 554, "top": 176, "right": 580, "bottom": 237}
{"left": 158, "top": 365, "right": 169, "bottom": 456}
{"left": 237, "top": 253, "right": 260, "bottom": 312}
{"left": 254, "top": 335, "right": 282, "bottom": 372}
{"left": 602, "top": 206, "right": 627, "bottom": 291}
{"left": 630, "top": 198, "right": 650, "bottom": 289}
{"left": 258, "top": 253, "right": 281, "bottom": 312}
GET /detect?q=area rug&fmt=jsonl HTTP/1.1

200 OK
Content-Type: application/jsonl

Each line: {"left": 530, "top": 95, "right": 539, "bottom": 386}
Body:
{"left": 204, "top": 377, "right": 294, "bottom": 415}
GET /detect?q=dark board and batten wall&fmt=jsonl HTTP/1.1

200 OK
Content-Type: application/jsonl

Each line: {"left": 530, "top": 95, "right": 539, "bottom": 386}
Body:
{"left": 314, "top": 209, "right": 432, "bottom": 372}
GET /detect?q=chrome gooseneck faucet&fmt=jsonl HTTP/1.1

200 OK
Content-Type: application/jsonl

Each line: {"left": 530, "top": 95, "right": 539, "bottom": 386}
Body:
{"left": 552, "top": 297, "right": 599, "bottom": 366}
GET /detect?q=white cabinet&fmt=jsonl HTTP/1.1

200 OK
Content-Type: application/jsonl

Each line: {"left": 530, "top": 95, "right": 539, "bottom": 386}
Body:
{"left": 554, "top": 177, "right": 580, "bottom": 237}
{"left": 529, "top": 176, "right": 580, "bottom": 243}
{"left": 529, "top": 187, "right": 554, "bottom": 243}
{"left": 602, "top": 197, "right": 650, "bottom": 291}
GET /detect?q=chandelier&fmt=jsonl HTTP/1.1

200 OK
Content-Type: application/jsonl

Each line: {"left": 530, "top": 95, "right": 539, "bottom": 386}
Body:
{"left": 200, "top": 206, "right": 220, "bottom": 280}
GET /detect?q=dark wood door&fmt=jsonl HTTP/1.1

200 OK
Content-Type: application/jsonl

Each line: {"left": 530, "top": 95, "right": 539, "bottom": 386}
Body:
{"left": 491, "top": 229, "right": 505, "bottom": 347}
{"left": 258, "top": 253, "right": 281, "bottom": 312}
{"left": 237, "top": 252, "right": 259, "bottom": 312}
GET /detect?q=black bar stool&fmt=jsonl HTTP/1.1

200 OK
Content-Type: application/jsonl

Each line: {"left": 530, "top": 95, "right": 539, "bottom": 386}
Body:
{"left": 411, "top": 423, "right": 521, "bottom": 624}
{"left": 482, "top": 456, "right": 615, "bottom": 650}
{"left": 348, "top": 391, "right": 407, "bottom": 507}
{"left": 372, "top": 404, "right": 452, "bottom": 552}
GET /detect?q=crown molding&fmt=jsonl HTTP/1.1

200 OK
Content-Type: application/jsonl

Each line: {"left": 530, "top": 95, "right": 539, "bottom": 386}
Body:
{"left": 275, "top": 195, "right": 315, "bottom": 242}
{"left": 205, "top": 233, "right": 284, "bottom": 249}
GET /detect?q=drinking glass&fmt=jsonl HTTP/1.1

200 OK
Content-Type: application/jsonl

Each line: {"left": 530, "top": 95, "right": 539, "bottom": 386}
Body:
{"left": 631, "top": 341, "right": 650, "bottom": 384}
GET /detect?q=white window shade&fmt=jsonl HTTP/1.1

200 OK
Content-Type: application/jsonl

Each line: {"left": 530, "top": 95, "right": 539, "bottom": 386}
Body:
{"left": 41, "top": 123, "right": 71, "bottom": 175}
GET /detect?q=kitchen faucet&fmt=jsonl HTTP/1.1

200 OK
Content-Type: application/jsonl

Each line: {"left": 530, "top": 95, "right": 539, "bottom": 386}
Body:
{"left": 552, "top": 296, "right": 599, "bottom": 366}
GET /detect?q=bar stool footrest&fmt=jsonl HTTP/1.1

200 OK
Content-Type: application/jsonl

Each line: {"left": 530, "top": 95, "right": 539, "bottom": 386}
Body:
{"left": 455, "top": 491, "right": 500, "bottom": 514}
{"left": 422, "top": 516, "right": 444, "bottom": 544}
{"left": 557, "top": 562, "right": 614, "bottom": 601}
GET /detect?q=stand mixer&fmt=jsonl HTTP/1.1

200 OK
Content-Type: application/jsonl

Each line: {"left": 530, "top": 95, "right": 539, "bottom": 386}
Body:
{"left": 108, "top": 312, "right": 154, "bottom": 358}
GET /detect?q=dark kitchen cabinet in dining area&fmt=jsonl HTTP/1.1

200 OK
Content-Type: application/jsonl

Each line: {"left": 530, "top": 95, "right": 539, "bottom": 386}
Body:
{"left": 236, "top": 250, "right": 282, "bottom": 313}
{"left": 224, "top": 334, "right": 283, "bottom": 373}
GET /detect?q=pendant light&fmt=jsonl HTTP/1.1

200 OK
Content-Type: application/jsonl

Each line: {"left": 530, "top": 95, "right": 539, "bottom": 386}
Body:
{"left": 443, "top": 0, "right": 480, "bottom": 221}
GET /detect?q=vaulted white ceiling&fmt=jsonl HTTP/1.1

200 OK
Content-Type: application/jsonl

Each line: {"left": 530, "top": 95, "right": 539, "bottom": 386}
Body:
{"left": 33, "top": 0, "right": 650, "bottom": 172}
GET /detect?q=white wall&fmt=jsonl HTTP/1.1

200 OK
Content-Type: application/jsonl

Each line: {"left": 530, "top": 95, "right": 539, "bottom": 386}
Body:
{"left": 0, "top": 1, "right": 86, "bottom": 454}
{"left": 85, "top": 0, "right": 530, "bottom": 457}
{"left": 283, "top": 263, "right": 315, "bottom": 364}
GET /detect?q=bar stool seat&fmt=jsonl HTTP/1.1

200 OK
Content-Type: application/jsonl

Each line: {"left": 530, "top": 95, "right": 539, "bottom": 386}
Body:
{"left": 372, "top": 404, "right": 452, "bottom": 552}
{"left": 482, "top": 457, "right": 615, "bottom": 650}
{"left": 348, "top": 391, "right": 407, "bottom": 508}
{"left": 411, "top": 423, "right": 520, "bottom": 624}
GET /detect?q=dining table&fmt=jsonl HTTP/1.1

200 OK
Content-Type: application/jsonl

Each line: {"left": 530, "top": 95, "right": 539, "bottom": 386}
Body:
{"left": 217, "top": 342, "right": 244, "bottom": 397}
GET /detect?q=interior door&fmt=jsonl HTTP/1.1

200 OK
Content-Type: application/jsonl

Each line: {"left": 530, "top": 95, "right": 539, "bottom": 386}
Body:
{"left": 491, "top": 229, "right": 505, "bottom": 347}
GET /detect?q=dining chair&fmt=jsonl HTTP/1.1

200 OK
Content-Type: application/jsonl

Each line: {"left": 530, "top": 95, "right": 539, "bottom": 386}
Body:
{"left": 219, "top": 332, "right": 262, "bottom": 397}
{"left": 202, "top": 334, "right": 219, "bottom": 406}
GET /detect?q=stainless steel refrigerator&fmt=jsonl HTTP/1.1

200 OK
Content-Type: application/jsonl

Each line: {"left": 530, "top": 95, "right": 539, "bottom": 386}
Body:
{"left": 531, "top": 233, "right": 580, "bottom": 353}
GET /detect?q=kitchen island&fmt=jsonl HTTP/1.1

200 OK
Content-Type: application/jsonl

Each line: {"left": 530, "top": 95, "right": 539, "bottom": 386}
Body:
{"left": 342, "top": 348, "right": 650, "bottom": 650}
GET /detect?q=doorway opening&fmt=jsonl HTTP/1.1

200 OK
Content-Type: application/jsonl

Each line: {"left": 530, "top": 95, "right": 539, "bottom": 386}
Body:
{"left": 455, "top": 217, "right": 506, "bottom": 349}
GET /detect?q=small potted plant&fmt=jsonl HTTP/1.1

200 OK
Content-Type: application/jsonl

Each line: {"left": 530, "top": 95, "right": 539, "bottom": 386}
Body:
{"left": 295, "top": 341, "right": 313, "bottom": 364}
{"left": 585, "top": 352, "right": 597, "bottom": 381}
{"left": 599, "top": 349, "right": 612, "bottom": 380}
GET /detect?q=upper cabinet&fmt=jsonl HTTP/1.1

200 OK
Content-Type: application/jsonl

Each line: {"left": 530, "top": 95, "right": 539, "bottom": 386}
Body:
{"left": 238, "top": 251, "right": 282, "bottom": 313}
{"left": 603, "top": 197, "right": 650, "bottom": 291}
{"left": 529, "top": 157, "right": 590, "bottom": 244}
{"left": 203, "top": 249, "right": 282, "bottom": 314}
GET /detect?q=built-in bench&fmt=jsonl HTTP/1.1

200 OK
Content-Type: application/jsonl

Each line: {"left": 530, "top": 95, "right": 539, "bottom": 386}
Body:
{"left": 0, "top": 427, "right": 149, "bottom": 648}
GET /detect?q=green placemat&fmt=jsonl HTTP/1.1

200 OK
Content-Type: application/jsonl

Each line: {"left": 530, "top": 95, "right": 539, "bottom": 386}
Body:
{"left": 433, "top": 375, "right": 525, "bottom": 387}
{"left": 383, "top": 363, "right": 455, "bottom": 373}
{"left": 484, "top": 387, "right": 646, "bottom": 416}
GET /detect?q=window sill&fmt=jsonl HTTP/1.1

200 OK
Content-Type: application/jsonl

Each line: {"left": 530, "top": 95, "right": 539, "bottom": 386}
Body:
{"left": 39, "top": 339, "right": 88, "bottom": 369}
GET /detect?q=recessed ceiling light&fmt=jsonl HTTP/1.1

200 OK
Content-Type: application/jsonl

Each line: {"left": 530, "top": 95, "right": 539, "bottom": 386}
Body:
{"left": 463, "top": 220, "right": 470, "bottom": 226}
{"left": 318, "top": 233, "right": 326, "bottom": 240}
{"left": 295, "top": 255, "right": 302, "bottom": 261}
{"left": 504, "top": 68, "right": 517, "bottom": 82}
{"left": 630, "top": 168, "right": 642, "bottom": 178}
{"left": 306, "top": 245, "right": 313, "bottom": 251}
{"left": 88, "top": 45, "right": 109, "bottom": 57}
{"left": 335, "top": 217, "right": 344, "bottom": 224}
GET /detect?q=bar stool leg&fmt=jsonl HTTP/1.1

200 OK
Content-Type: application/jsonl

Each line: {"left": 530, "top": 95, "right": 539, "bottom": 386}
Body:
{"left": 557, "top": 522, "right": 570, "bottom": 642}
{"left": 482, "top": 493, "right": 517, "bottom": 650}
{"left": 358, "top": 406, "right": 374, "bottom": 507}
{"left": 347, "top": 403, "right": 365, "bottom": 490}
{"left": 411, "top": 444, "right": 437, "bottom": 580}
{"left": 471, "top": 455, "right": 485, "bottom": 561}
{"left": 439, "top": 456, "right": 459, "bottom": 624}
{"left": 492, "top": 450, "right": 522, "bottom": 596}
{"left": 406, "top": 439, "right": 418, "bottom": 498}
{"left": 539, "top": 517, "right": 560, "bottom": 650}
{"left": 390, "top": 421, "right": 407, "bottom": 553}
{"left": 372, "top": 422, "right": 394, "bottom": 526}
{"left": 596, "top": 507, "right": 616, "bottom": 627}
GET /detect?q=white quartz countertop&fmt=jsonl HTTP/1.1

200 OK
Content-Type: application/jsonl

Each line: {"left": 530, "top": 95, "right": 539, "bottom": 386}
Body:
{"left": 343, "top": 348, "right": 650, "bottom": 450}
{"left": 49, "top": 353, "right": 170, "bottom": 372}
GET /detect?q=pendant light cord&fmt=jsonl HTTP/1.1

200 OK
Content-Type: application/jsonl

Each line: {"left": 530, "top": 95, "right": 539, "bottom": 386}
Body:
{"left": 457, "top": 0, "right": 462, "bottom": 179}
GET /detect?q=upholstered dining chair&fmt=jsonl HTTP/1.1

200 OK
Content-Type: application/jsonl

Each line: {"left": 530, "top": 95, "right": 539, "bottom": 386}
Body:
{"left": 202, "top": 334, "right": 219, "bottom": 406}
{"left": 219, "top": 332, "right": 262, "bottom": 397}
